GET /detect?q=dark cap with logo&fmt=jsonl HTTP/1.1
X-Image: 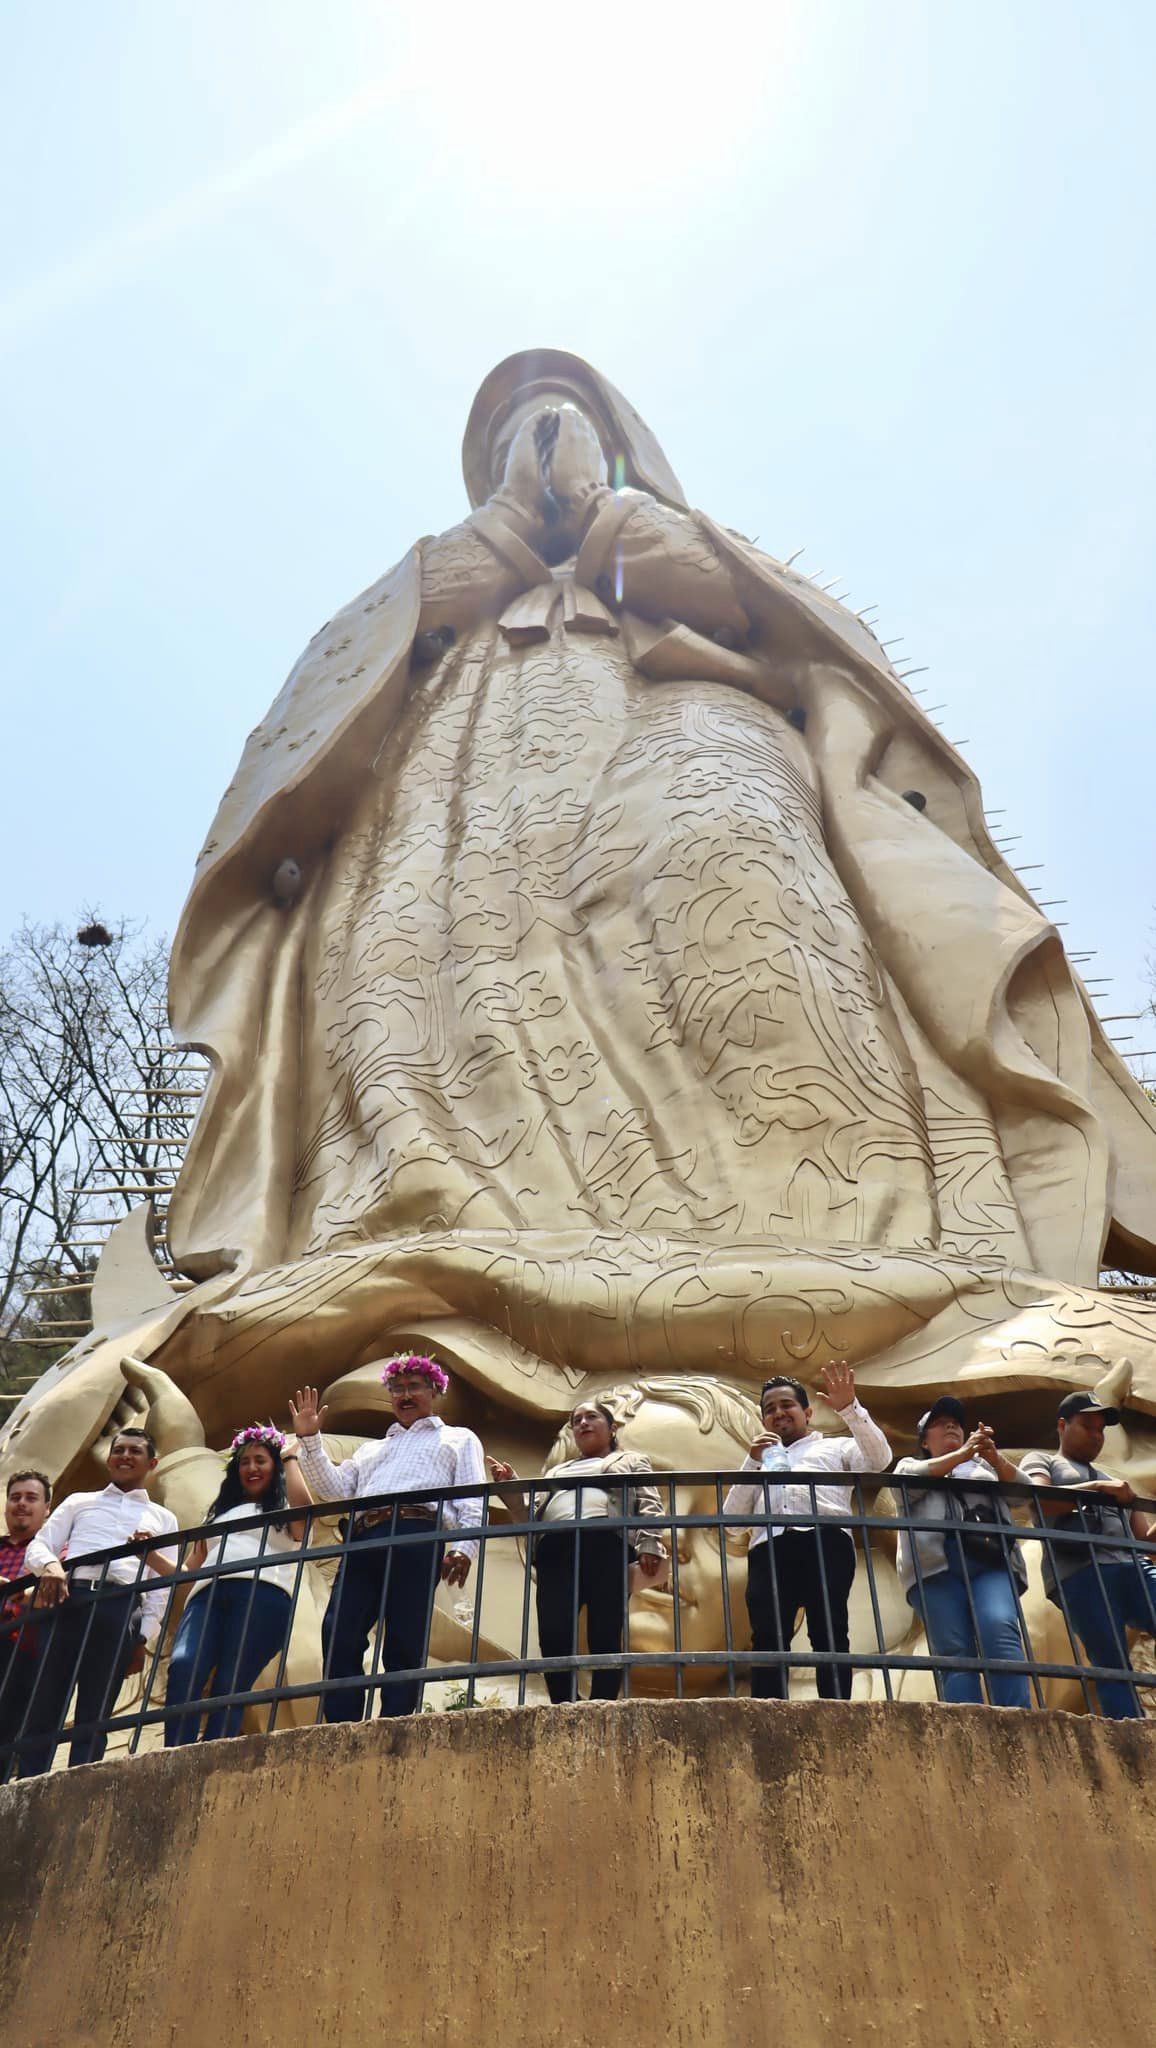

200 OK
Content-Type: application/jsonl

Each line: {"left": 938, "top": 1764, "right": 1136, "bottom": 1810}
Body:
{"left": 1057, "top": 1390, "right": 1120, "bottom": 1426}
{"left": 917, "top": 1395, "right": 969, "bottom": 1440}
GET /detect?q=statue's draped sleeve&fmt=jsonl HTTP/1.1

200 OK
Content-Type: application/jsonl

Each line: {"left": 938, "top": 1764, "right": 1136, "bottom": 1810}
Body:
{"left": 167, "top": 548, "right": 423, "bottom": 1277}
{"left": 702, "top": 515, "right": 1156, "bottom": 1281}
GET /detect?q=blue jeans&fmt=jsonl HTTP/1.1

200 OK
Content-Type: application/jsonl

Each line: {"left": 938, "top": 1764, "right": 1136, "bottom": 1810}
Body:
{"left": 1058, "top": 1559, "right": 1156, "bottom": 1719}
{"left": 916, "top": 1550, "right": 1031, "bottom": 1707}
{"left": 321, "top": 1522, "right": 442, "bottom": 1721}
{"left": 165, "top": 1580, "right": 292, "bottom": 1744}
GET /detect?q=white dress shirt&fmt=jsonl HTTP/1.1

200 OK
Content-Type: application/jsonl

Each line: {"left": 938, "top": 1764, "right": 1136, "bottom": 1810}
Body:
{"left": 298, "top": 1418, "right": 485, "bottom": 1559}
{"left": 723, "top": 1401, "right": 892, "bottom": 1552}
{"left": 187, "top": 1504, "right": 304, "bottom": 1602}
{"left": 25, "top": 1484, "right": 179, "bottom": 1645}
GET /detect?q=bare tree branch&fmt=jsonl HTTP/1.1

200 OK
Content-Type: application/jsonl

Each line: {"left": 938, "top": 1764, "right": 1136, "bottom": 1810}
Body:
{"left": 0, "top": 917, "right": 193, "bottom": 1394}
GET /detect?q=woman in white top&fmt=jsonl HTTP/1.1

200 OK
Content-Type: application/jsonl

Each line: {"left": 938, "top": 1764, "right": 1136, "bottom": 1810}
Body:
{"left": 489, "top": 1402, "right": 667, "bottom": 1704}
{"left": 164, "top": 1424, "right": 311, "bottom": 1744}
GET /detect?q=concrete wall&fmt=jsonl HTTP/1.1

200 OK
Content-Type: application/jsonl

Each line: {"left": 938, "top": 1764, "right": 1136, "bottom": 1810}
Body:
{"left": 2, "top": 1702, "right": 1154, "bottom": 2048}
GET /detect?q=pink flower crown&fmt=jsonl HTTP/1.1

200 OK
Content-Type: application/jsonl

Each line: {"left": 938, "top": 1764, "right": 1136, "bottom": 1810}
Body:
{"left": 380, "top": 1352, "right": 449, "bottom": 1395}
{"left": 231, "top": 1423, "right": 286, "bottom": 1453}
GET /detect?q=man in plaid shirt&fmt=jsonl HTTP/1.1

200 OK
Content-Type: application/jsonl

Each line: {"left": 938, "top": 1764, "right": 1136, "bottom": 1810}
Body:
{"left": 0, "top": 1470, "right": 51, "bottom": 1777}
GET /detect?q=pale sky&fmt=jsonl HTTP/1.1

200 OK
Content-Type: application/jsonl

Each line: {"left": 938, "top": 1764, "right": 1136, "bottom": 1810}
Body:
{"left": 2, "top": 1, "right": 1153, "bottom": 1064}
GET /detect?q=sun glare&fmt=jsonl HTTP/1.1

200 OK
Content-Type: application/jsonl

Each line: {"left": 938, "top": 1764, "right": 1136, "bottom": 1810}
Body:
{"left": 387, "top": 1, "right": 801, "bottom": 198}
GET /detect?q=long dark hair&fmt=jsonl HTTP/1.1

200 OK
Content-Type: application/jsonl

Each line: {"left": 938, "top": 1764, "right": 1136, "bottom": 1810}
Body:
{"left": 208, "top": 1441, "right": 289, "bottom": 1522}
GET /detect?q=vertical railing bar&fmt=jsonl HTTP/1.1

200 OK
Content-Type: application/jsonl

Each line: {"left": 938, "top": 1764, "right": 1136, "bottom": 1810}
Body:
{"left": 668, "top": 1479, "right": 684, "bottom": 1702}
{"left": 517, "top": 1481, "right": 536, "bottom": 1707}
{"left": 856, "top": 1476, "right": 892, "bottom": 1702}
{"left": 903, "top": 1477, "right": 946, "bottom": 1702}
{"left": 267, "top": 1513, "right": 309, "bottom": 1735}
{"left": 184, "top": 1511, "right": 227, "bottom": 1745}
{"left": 570, "top": 1480, "right": 582, "bottom": 1705}
{"left": 811, "top": 1475, "right": 842, "bottom": 1700}
{"left": 954, "top": 1492, "right": 989, "bottom": 1704}
{"left": 316, "top": 1508, "right": 349, "bottom": 1726}
{"left": 1080, "top": 1496, "right": 1134, "bottom": 1716}
{"left": 465, "top": 1494, "right": 488, "bottom": 1710}
{"left": 762, "top": 1467, "right": 786, "bottom": 1698}
{"left": 71, "top": 1552, "right": 114, "bottom": 1765}
{"left": 1039, "top": 1501, "right": 1096, "bottom": 1714}
{"left": 715, "top": 1478, "right": 736, "bottom": 1698}
{"left": 226, "top": 1517, "right": 269, "bottom": 1738}
{"left": 364, "top": 1506, "right": 398, "bottom": 1722}
{"left": 417, "top": 1499, "right": 445, "bottom": 1716}
{"left": 131, "top": 1533, "right": 185, "bottom": 1754}
{"left": 997, "top": 1514, "right": 1041, "bottom": 1710}
{"left": 621, "top": 1475, "right": 631, "bottom": 1703}
{"left": 95, "top": 1548, "right": 147, "bottom": 1765}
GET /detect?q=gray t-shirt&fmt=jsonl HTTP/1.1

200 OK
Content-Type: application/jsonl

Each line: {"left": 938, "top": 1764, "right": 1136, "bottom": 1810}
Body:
{"left": 1018, "top": 1450, "right": 1135, "bottom": 1600}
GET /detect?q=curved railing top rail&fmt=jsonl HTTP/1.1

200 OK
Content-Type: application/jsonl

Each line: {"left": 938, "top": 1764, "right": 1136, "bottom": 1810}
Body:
{"left": 3, "top": 1466, "right": 1155, "bottom": 1596}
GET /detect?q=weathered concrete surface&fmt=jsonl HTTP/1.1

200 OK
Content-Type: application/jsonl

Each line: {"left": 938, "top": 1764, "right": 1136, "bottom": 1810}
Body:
{"left": 2, "top": 1701, "right": 1153, "bottom": 2048}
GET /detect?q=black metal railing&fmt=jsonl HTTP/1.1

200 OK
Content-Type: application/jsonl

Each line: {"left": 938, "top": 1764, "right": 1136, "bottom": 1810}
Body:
{"left": 2, "top": 1471, "right": 1155, "bottom": 1776}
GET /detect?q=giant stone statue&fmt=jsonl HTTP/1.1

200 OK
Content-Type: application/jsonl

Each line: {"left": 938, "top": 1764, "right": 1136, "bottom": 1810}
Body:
{"left": 6, "top": 348, "right": 1156, "bottom": 1504}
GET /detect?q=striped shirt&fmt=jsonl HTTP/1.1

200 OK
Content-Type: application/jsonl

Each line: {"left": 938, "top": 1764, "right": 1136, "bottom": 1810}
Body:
{"left": 298, "top": 1419, "right": 485, "bottom": 1559}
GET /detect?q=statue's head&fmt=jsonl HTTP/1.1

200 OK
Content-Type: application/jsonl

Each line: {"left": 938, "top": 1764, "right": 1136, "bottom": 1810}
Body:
{"left": 463, "top": 347, "right": 687, "bottom": 511}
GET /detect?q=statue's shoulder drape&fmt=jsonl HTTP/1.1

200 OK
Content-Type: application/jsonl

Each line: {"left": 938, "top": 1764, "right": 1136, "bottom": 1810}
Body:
{"left": 167, "top": 549, "right": 422, "bottom": 1276}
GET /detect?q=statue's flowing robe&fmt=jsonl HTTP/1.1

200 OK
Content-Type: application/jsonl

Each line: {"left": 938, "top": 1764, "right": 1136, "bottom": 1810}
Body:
{"left": 145, "top": 483, "right": 1156, "bottom": 1418}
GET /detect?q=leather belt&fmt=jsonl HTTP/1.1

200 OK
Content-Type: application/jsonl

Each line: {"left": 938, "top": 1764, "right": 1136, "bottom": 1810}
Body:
{"left": 354, "top": 1506, "right": 438, "bottom": 1533}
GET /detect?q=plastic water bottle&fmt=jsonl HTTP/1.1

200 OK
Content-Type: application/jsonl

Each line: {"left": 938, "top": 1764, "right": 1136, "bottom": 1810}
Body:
{"left": 760, "top": 1440, "right": 790, "bottom": 1474}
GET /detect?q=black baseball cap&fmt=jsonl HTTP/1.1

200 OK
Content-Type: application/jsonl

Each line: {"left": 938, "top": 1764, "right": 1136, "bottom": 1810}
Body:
{"left": 917, "top": 1395, "right": 968, "bottom": 1439}
{"left": 1057, "top": 1391, "right": 1120, "bottom": 1425}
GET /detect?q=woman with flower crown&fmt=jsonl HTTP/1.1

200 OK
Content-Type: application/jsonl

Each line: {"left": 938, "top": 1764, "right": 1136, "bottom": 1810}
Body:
{"left": 163, "top": 1423, "right": 311, "bottom": 1745}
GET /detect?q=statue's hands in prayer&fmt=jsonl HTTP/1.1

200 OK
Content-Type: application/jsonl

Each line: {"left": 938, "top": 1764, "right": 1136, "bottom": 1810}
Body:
{"left": 544, "top": 406, "right": 609, "bottom": 527}
{"left": 819, "top": 1360, "right": 856, "bottom": 1413}
{"left": 288, "top": 1387, "right": 328, "bottom": 1438}
{"left": 501, "top": 414, "right": 553, "bottom": 528}
{"left": 499, "top": 404, "right": 608, "bottom": 542}
{"left": 441, "top": 1548, "right": 472, "bottom": 1588}
{"left": 34, "top": 1561, "right": 68, "bottom": 1607}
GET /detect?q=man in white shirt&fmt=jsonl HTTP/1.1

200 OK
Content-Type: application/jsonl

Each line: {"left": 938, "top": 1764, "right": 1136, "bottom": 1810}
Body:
{"left": 723, "top": 1362, "right": 892, "bottom": 1700}
{"left": 21, "top": 1428, "right": 178, "bottom": 1774}
{"left": 290, "top": 1354, "right": 485, "bottom": 1719}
